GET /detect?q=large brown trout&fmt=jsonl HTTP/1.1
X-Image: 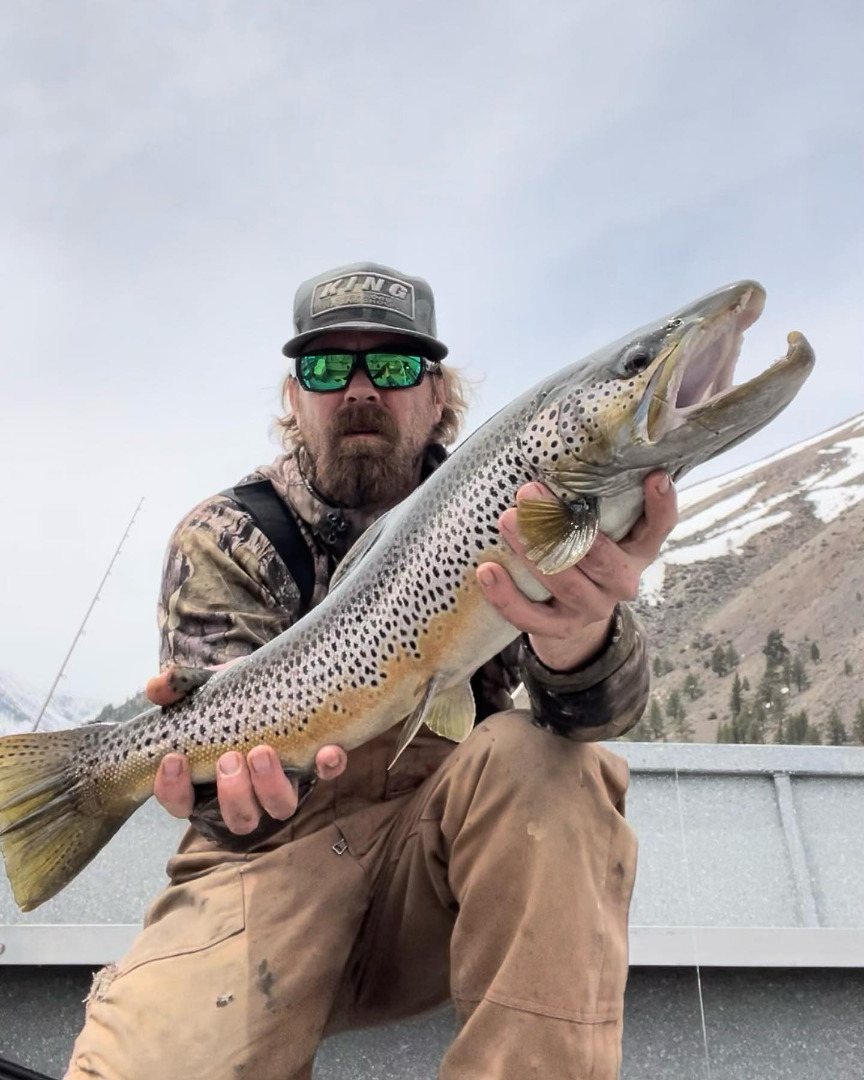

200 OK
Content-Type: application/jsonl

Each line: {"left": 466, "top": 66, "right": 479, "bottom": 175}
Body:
{"left": 0, "top": 281, "right": 813, "bottom": 910}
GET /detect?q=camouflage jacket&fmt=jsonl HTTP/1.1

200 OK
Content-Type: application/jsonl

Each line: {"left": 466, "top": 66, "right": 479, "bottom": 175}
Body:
{"left": 158, "top": 446, "right": 650, "bottom": 741}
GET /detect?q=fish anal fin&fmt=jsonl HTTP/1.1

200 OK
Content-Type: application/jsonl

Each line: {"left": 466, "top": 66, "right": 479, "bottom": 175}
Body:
{"left": 516, "top": 494, "right": 600, "bottom": 575}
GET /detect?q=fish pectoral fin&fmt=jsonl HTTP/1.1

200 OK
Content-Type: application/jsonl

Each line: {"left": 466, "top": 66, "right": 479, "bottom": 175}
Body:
{"left": 423, "top": 682, "right": 476, "bottom": 743}
{"left": 329, "top": 510, "right": 391, "bottom": 591}
{"left": 516, "top": 494, "right": 600, "bottom": 575}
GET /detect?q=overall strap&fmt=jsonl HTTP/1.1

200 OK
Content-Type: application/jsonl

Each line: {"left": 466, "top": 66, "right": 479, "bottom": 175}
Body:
{"left": 221, "top": 479, "right": 316, "bottom": 615}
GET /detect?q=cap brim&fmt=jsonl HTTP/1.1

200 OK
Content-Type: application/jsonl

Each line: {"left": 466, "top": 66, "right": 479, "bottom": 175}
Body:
{"left": 282, "top": 323, "right": 448, "bottom": 361}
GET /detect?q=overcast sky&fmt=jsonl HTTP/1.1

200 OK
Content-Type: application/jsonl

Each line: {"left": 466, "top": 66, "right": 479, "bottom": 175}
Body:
{"left": 1, "top": 0, "right": 862, "bottom": 706}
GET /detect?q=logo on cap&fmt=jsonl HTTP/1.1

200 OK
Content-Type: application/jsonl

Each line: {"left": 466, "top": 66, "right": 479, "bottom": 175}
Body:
{"left": 310, "top": 273, "right": 416, "bottom": 321}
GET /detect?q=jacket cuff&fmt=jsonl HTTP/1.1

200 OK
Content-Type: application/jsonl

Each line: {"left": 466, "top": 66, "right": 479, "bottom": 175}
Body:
{"left": 518, "top": 604, "right": 650, "bottom": 741}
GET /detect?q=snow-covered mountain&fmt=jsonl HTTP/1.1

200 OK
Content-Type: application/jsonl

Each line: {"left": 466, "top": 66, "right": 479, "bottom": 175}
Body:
{"left": 0, "top": 669, "right": 104, "bottom": 734}
{"left": 635, "top": 413, "right": 864, "bottom": 740}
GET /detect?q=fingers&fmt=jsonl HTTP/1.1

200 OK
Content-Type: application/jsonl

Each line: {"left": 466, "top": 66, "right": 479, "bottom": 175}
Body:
{"left": 154, "top": 754, "right": 196, "bottom": 818}
{"left": 315, "top": 745, "right": 347, "bottom": 780}
{"left": 146, "top": 672, "right": 184, "bottom": 708}
{"left": 155, "top": 741, "right": 348, "bottom": 835}
{"left": 146, "top": 659, "right": 238, "bottom": 708}
{"left": 619, "top": 472, "right": 678, "bottom": 562}
{"left": 477, "top": 560, "right": 611, "bottom": 635}
{"left": 220, "top": 747, "right": 298, "bottom": 833}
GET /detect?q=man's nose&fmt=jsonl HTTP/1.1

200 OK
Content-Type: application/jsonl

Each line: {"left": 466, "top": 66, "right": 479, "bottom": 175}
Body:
{"left": 344, "top": 369, "right": 381, "bottom": 403}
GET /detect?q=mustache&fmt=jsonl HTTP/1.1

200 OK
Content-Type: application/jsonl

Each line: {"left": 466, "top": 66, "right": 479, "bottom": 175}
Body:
{"left": 330, "top": 403, "right": 399, "bottom": 442}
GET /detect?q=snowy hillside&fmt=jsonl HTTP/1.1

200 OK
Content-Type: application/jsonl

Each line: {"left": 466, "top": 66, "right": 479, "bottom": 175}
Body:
{"left": 634, "top": 413, "right": 864, "bottom": 742}
{"left": 641, "top": 414, "right": 864, "bottom": 607}
{"left": 0, "top": 668, "right": 104, "bottom": 733}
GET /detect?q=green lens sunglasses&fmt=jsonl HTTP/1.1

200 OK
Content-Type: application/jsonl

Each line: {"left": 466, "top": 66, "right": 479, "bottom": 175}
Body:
{"left": 296, "top": 349, "right": 439, "bottom": 393}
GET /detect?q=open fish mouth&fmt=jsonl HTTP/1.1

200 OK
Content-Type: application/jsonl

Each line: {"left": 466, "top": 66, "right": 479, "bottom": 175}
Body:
{"left": 642, "top": 282, "right": 813, "bottom": 445}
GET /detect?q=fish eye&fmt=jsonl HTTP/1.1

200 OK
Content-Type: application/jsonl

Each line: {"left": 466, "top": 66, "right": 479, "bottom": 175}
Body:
{"left": 620, "top": 345, "right": 653, "bottom": 377}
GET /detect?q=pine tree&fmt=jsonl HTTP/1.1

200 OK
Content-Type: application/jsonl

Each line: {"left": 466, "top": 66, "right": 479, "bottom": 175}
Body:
{"left": 786, "top": 710, "right": 809, "bottom": 745}
{"left": 791, "top": 656, "right": 809, "bottom": 692}
{"left": 683, "top": 673, "right": 704, "bottom": 701}
{"left": 810, "top": 641, "right": 821, "bottom": 664}
{"left": 853, "top": 701, "right": 864, "bottom": 745}
{"left": 711, "top": 644, "right": 729, "bottom": 677}
{"left": 742, "top": 676, "right": 751, "bottom": 691}
{"left": 763, "top": 629, "right": 790, "bottom": 670}
{"left": 670, "top": 706, "right": 695, "bottom": 743}
{"left": 844, "top": 658, "right": 853, "bottom": 676}
{"left": 730, "top": 672, "right": 744, "bottom": 717}
{"left": 648, "top": 697, "right": 666, "bottom": 741}
{"left": 826, "top": 707, "right": 848, "bottom": 746}
{"left": 725, "top": 641, "right": 740, "bottom": 669}
{"left": 748, "top": 699, "right": 768, "bottom": 743}
{"left": 805, "top": 725, "right": 823, "bottom": 746}
{"left": 652, "top": 656, "right": 663, "bottom": 678}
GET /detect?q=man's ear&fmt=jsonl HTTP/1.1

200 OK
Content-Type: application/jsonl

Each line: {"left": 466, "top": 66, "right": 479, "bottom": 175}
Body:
{"left": 431, "top": 373, "right": 446, "bottom": 424}
{"left": 286, "top": 376, "right": 300, "bottom": 414}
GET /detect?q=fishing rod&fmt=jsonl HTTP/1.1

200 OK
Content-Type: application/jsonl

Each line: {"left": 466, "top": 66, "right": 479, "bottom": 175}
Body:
{"left": 31, "top": 497, "right": 145, "bottom": 732}
{"left": 0, "top": 1054, "right": 58, "bottom": 1080}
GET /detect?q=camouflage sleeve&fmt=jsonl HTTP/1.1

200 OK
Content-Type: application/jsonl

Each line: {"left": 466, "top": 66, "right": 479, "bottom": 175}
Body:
{"left": 158, "top": 496, "right": 306, "bottom": 671}
{"left": 517, "top": 604, "right": 650, "bottom": 741}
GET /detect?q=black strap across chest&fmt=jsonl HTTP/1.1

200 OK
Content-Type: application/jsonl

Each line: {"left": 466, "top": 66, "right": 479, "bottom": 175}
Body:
{"left": 221, "top": 479, "right": 316, "bottom": 615}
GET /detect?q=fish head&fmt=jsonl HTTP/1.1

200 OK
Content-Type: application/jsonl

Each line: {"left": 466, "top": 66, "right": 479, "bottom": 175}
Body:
{"left": 521, "top": 280, "right": 814, "bottom": 496}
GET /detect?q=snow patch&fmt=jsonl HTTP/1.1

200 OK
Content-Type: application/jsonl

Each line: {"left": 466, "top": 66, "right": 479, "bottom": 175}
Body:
{"left": 639, "top": 560, "right": 667, "bottom": 606}
{"left": 664, "top": 511, "right": 792, "bottom": 565}
{"left": 806, "top": 485, "right": 864, "bottom": 524}
{"left": 671, "top": 484, "right": 764, "bottom": 541}
{"left": 678, "top": 414, "right": 864, "bottom": 510}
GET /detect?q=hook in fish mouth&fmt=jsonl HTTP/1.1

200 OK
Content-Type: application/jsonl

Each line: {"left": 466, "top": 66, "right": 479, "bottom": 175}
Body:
{"left": 640, "top": 283, "right": 812, "bottom": 444}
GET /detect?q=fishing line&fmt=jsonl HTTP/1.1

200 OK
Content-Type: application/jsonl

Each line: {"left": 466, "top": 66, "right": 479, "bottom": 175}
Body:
{"left": 672, "top": 760, "right": 712, "bottom": 1080}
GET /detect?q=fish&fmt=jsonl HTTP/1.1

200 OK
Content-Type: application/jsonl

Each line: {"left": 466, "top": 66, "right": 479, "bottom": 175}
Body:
{"left": 0, "top": 280, "right": 814, "bottom": 911}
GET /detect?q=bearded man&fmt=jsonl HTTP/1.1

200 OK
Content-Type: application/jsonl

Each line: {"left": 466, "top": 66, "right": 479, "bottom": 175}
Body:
{"left": 66, "top": 262, "right": 678, "bottom": 1080}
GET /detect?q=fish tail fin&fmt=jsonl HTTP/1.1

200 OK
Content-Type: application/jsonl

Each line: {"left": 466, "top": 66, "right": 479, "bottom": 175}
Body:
{"left": 0, "top": 727, "right": 138, "bottom": 912}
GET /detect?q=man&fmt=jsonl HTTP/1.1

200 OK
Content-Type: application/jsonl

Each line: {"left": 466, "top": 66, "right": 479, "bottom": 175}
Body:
{"left": 67, "top": 262, "right": 677, "bottom": 1080}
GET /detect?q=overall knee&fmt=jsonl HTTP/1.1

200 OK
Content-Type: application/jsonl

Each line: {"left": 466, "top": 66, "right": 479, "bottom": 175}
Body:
{"left": 461, "top": 710, "right": 630, "bottom": 820}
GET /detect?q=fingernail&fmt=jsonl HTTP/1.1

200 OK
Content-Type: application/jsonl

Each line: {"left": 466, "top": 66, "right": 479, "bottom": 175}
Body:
{"left": 219, "top": 752, "right": 242, "bottom": 776}
{"left": 162, "top": 756, "right": 182, "bottom": 778}
{"left": 477, "top": 565, "right": 496, "bottom": 587}
{"left": 657, "top": 473, "right": 671, "bottom": 494}
{"left": 249, "top": 751, "right": 272, "bottom": 775}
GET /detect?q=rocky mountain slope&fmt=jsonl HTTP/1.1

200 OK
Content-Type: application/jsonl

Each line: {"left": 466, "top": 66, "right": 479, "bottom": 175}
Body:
{"left": 634, "top": 413, "right": 864, "bottom": 742}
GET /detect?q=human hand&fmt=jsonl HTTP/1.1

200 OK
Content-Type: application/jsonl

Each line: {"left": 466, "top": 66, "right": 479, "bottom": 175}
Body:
{"left": 148, "top": 661, "right": 347, "bottom": 834}
{"left": 477, "top": 471, "right": 678, "bottom": 671}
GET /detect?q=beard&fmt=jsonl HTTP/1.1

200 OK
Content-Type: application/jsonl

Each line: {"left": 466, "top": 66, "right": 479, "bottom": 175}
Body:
{"left": 303, "top": 402, "right": 424, "bottom": 509}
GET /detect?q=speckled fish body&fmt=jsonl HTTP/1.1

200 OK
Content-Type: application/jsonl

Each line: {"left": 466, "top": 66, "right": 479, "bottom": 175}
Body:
{"left": 0, "top": 280, "right": 814, "bottom": 910}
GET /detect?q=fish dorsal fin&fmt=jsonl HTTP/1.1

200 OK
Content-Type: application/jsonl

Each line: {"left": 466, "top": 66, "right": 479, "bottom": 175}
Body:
{"left": 329, "top": 511, "right": 390, "bottom": 592}
{"left": 388, "top": 680, "right": 476, "bottom": 770}
{"left": 516, "top": 494, "right": 600, "bottom": 574}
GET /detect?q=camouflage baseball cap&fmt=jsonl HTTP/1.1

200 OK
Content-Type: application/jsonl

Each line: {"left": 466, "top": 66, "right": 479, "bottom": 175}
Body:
{"left": 282, "top": 261, "right": 448, "bottom": 360}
